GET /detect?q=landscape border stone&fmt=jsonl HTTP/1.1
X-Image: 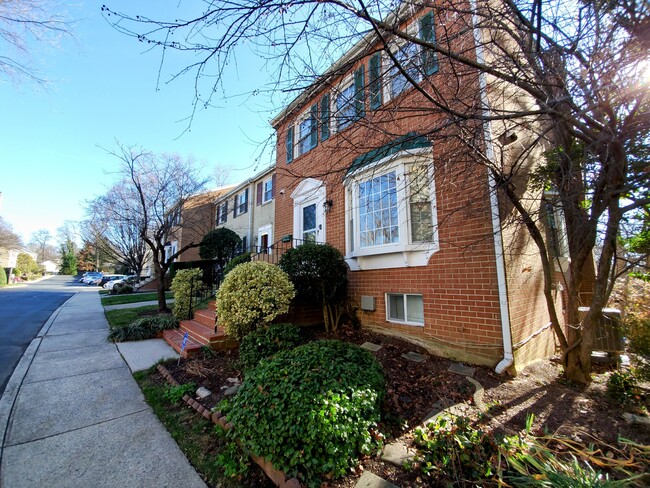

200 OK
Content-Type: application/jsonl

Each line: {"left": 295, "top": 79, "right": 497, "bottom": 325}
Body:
{"left": 156, "top": 364, "right": 302, "bottom": 488}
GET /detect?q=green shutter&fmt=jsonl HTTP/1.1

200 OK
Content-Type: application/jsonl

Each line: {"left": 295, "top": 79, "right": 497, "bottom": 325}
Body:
{"left": 420, "top": 12, "right": 438, "bottom": 76}
{"left": 286, "top": 125, "right": 294, "bottom": 163}
{"left": 320, "top": 94, "right": 330, "bottom": 141}
{"left": 354, "top": 66, "right": 365, "bottom": 119}
{"left": 310, "top": 103, "right": 318, "bottom": 148}
{"left": 369, "top": 53, "right": 382, "bottom": 110}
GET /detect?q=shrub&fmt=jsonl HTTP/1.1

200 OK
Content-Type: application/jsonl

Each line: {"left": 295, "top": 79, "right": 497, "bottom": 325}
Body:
{"left": 607, "top": 370, "right": 641, "bottom": 405}
{"left": 216, "top": 261, "right": 294, "bottom": 341}
{"left": 223, "top": 252, "right": 251, "bottom": 275}
{"left": 110, "top": 283, "right": 134, "bottom": 295}
{"left": 108, "top": 314, "right": 178, "bottom": 342}
{"left": 222, "top": 340, "right": 385, "bottom": 487}
{"left": 0, "top": 267, "right": 6, "bottom": 286}
{"left": 279, "top": 242, "right": 348, "bottom": 331}
{"left": 171, "top": 268, "right": 203, "bottom": 320}
{"left": 199, "top": 228, "right": 241, "bottom": 265}
{"left": 239, "top": 323, "right": 301, "bottom": 370}
{"left": 163, "top": 382, "right": 196, "bottom": 403}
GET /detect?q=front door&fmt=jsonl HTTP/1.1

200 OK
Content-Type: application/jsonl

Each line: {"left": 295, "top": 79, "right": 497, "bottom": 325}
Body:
{"left": 292, "top": 179, "right": 326, "bottom": 244}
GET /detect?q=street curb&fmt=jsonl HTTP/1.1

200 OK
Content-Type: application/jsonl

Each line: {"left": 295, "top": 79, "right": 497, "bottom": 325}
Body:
{"left": 0, "top": 292, "right": 77, "bottom": 467}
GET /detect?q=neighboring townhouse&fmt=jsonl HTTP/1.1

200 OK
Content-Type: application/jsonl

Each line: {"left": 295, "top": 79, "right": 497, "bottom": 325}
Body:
{"left": 1, "top": 247, "right": 38, "bottom": 277}
{"left": 170, "top": 186, "right": 235, "bottom": 263}
{"left": 214, "top": 167, "right": 276, "bottom": 254}
{"left": 269, "top": 3, "right": 570, "bottom": 373}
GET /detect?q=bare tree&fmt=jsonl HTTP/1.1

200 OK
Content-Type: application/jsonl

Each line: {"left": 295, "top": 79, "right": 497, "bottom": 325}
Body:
{"left": 104, "top": 143, "right": 210, "bottom": 312}
{"left": 29, "top": 229, "right": 52, "bottom": 262}
{"left": 0, "top": 0, "right": 72, "bottom": 84}
{"left": 0, "top": 216, "right": 23, "bottom": 249}
{"left": 103, "top": 1, "right": 650, "bottom": 382}
{"left": 86, "top": 185, "right": 151, "bottom": 278}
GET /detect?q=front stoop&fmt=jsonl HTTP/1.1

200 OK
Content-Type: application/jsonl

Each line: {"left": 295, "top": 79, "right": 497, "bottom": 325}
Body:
{"left": 162, "top": 305, "right": 238, "bottom": 357}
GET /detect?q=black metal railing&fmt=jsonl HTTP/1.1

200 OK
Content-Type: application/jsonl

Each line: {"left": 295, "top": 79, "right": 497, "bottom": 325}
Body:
{"left": 250, "top": 236, "right": 314, "bottom": 265}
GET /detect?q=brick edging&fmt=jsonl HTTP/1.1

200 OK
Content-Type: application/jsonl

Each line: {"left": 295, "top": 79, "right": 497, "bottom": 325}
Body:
{"left": 156, "top": 364, "right": 301, "bottom": 488}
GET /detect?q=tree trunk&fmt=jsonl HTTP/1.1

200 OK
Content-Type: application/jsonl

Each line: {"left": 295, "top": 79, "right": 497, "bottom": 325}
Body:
{"left": 152, "top": 250, "right": 169, "bottom": 313}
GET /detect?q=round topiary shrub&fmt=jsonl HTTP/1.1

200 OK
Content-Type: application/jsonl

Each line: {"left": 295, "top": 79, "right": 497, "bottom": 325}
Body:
{"left": 238, "top": 323, "right": 301, "bottom": 370}
{"left": 171, "top": 267, "right": 203, "bottom": 320}
{"left": 215, "top": 261, "right": 295, "bottom": 340}
{"left": 222, "top": 340, "right": 385, "bottom": 487}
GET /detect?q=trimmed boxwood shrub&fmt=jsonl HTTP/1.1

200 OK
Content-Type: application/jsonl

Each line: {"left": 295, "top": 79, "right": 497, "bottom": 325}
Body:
{"left": 216, "top": 261, "right": 294, "bottom": 340}
{"left": 171, "top": 268, "right": 203, "bottom": 320}
{"left": 238, "top": 323, "right": 301, "bottom": 370}
{"left": 222, "top": 340, "right": 385, "bottom": 487}
{"left": 108, "top": 314, "right": 178, "bottom": 342}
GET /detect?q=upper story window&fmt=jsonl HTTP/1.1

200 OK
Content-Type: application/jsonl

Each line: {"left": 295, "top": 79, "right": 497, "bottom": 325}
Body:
{"left": 336, "top": 66, "right": 365, "bottom": 131}
{"left": 233, "top": 189, "right": 248, "bottom": 217}
{"left": 388, "top": 11, "right": 438, "bottom": 101}
{"left": 297, "top": 104, "right": 318, "bottom": 155}
{"left": 216, "top": 201, "right": 228, "bottom": 225}
{"left": 344, "top": 145, "right": 438, "bottom": 270}
{"left": 257, "top": 174, "right": 276, "bottom": 205}
{"left": 263, "top": 178, "right": 273, "bottom": 203}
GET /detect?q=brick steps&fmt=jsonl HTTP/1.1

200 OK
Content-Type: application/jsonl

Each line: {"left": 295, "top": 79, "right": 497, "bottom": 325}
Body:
{"left": 162, "top": 329, "right": 203, "bottom": 358}
{"left": 162, "top": 301, "right": 238, "bottom": 355}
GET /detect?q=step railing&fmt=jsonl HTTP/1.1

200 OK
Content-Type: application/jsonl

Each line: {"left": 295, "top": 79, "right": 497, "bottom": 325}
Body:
{"left": 250, "top": 236, "right": 314, "bottom": 265}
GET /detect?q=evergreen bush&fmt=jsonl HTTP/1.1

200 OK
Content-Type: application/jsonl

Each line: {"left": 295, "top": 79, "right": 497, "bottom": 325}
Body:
{"left": 238, "top": 323, "right": 301, "bottom": 370}
{"left": 221, "top": 340, "right": 385, "bottom": 487}
{"left": 0, "top": 267, "right": 7, "bottom": 286}
{"left": 171, "top": 268, "right": 204, "bottom": 320}
{"left": 279, "top": 242, "right": 348, "bottom": 331}
{"left": 215, "top": 261, "right": 294, "bottom": 340}
{"left": 108, "top": 314, "right": 178, "bottom": 342}
{"left": 223, "top": 252, "right": 251, "bottom": 275}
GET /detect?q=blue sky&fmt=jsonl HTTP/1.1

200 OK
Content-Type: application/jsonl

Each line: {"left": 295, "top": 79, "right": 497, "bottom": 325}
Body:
{"left": 0, "top": 1, "right": 280, "bottom": 244}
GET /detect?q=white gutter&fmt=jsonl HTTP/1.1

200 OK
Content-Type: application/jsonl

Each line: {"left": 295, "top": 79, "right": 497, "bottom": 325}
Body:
{"left": 471, "top": 1, "right": 513, "bottom": 374}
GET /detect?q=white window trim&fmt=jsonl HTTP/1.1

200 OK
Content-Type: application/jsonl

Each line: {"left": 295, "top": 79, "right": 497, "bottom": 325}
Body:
{"left": 333, "top": 73, "right": 355, "bottom": 133}
{"left": 257, "top": 224, "right": 273, "bottom": 255}
{"left": 344, "top": 147, "right": 438, "bottom": 271}
{"left": 234, "top": 191, "right": 248, "bottom": 217}
{"left": 385, "top": 292, "right": 425, "bottom": 326}
{"left": 216, "top": 203, "right": 227, "bottom": 225}
{"left": 296, "top": 107, "right": 317, "bottom": 156}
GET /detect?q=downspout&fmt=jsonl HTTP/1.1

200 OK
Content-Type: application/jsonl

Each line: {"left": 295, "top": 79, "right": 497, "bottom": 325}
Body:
{"left": 471, "top": 1, "right": 513, "bottom": 374}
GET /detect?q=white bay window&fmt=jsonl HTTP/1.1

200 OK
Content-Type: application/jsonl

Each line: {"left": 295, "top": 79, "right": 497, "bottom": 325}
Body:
{"left": 345, "top": 147, "right": 438, "bottom": 270}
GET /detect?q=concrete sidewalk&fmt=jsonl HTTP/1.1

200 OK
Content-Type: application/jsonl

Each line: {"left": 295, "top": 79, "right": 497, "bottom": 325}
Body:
{"left": 0, "top": 289, "right": 206, "bottom": 488}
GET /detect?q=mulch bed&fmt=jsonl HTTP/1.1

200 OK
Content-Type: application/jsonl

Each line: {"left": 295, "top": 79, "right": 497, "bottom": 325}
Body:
{"left": 156, "top": 325, "right": 649, "bottom": 487}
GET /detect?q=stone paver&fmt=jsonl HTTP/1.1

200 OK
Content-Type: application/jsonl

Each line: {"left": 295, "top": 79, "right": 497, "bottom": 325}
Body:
{"left": 360, "top": 342, "right": 383, "bottom": 352}
{"left": 401, "top": 351, "right": 427, "bottom": 363}
{"left": 448, "top": 363, "right": 476, "bottom": 377}
{"left": 355, "top": 471, "right": 399, "bottom": 488}
{"left": 381, "top": 441, "right": 415, "bottom": 467}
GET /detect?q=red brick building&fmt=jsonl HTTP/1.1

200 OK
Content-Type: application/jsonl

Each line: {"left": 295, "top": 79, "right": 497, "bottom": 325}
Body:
{"left": 269, "top": 3, "right": 567, "bottom": 373}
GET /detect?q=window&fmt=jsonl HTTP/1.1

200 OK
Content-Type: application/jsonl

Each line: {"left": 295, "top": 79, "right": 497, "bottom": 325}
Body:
{"left": 389, "top": 12, "right": 438, "bottom": 99}
{"left": 240, "top": 235, "right": 248, "bottom": 254}
{"left": 359, "top": 171, "right": 399, "bottom": 247}
{"left": 344, "top": 148, "right": 438, "bottom": 270}
{"left": 302, "top": 203, "right": 317, "bottom": 242}
{"left": 336, "top": 66, "right": 365, "bottom": 130}
{"left": 297, "top": 104, "right": 318, "bottom": 155}
{"left": 263, "top": 178, "right": 273, "bottom": 203}
{"left": 386, "top": 293, "right": 424, "bottom": 325}
{"left": 217, "top": 202, "right": 228, "bottom": 225}
{"left": 234, "top": 189, "right": 248, "bottom": 217}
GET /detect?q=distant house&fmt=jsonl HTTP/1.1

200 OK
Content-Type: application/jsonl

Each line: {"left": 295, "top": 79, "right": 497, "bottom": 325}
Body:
{"left": 0, "top": 247, "right": 37, "bottom": 276}
{"left": 214, "top": 166, "right": 276, "bottom": 254}
{"left": 40, "top": 260, "right": 59, "bottom": 274}
{"left": 169, "top": 186, "right": 235, "bottom": 263}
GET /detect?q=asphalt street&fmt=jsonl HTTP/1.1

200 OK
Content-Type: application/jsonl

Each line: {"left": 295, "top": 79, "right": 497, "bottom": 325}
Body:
{"left": 0, "top": 275, "right": 80, "bottom": 396}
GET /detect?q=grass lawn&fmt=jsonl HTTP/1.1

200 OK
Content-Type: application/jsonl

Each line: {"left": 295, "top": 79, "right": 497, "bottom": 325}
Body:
{"left": 104, "top": 305, "right": 160, "bottom": 329}
{"left": 101, "top": 291, "right": 173, "bottom": 306}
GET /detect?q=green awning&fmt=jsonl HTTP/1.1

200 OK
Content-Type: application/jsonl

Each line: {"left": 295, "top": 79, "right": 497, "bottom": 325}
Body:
{"left": 346, "top": 132, "right": 431, "bottom": 177}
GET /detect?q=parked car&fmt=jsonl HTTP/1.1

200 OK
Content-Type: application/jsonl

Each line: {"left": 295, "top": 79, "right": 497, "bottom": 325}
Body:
{"left": 98, "top": 274, "right": 126, "bottom": 287}
{"left": 80, "top": 272, "right": 102, "bottom": 284}
{"left": 104, "top": 275, "right": 138, "bottom": 290}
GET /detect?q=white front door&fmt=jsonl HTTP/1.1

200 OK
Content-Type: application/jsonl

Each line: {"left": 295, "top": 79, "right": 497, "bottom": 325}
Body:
{"left": 291, "top": 179, "right": 326, "bottom": 244}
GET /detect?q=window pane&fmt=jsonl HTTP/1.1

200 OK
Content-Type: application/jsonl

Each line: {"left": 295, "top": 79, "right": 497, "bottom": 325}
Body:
{"left": 388, "top": 294, "right": 405, "bottom": 321}
{"left": 336, "top": 83, "right": 355, "bottom": 130}
{"left": 303, "top": 204, "right": 316, "bottom": 232}
{"left": 406, "top": 295, "right": 424, "bottom": 324}
{"left": 411, "top": 202, "right": 433, "bottom": 242}
{"left": 358, "top": 170, "right": 399, "bottom": 248}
